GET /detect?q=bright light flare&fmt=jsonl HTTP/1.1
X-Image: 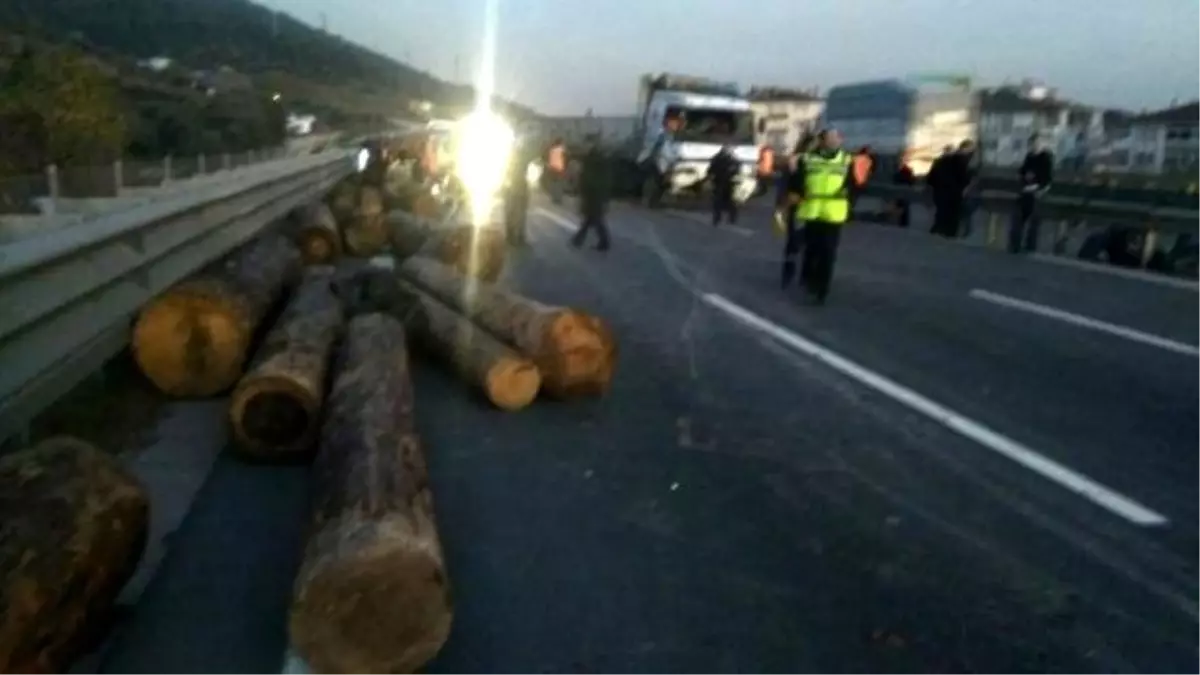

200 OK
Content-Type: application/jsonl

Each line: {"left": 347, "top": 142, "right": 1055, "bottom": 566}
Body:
{"left": 525, "top": 160, "right": 543, "bottom": 185}
{"left": 454, "top": 110, "right": 515, "bottom": 226}
{"left": 355, "top": 147, "right": 370, "bottom": 172}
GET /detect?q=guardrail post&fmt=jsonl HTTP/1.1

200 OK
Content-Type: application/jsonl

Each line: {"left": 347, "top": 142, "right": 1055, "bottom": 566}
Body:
{"left": 198, "top": 154, "right": 207, "bottom": 175}
{"left": 113, "top": 159, "right": 124, "bottom": 197}
{"left": 45, "top": 164, "right": 59, "bottom": 216}
{"left": 223, "top": 153, "right": 231, "bottom": 171}
{"left": 163, "top": 155, "right": 173, "bottom": 184}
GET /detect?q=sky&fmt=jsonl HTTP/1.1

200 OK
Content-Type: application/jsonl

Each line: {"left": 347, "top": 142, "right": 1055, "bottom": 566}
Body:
{"left": 259, "top": 0, "right": 1199, "bottom": 115}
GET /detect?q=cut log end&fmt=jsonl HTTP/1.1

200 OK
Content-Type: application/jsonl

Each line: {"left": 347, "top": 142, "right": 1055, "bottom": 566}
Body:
{"left": 485, "top": 357, "right": 542, "bottom": 411}
{"left": 133, "top": 290, "right": 247, "bottom": 397}
{"left": 300, "top": 231, "right": 339, "bottom": 266}
{"left": 229, "top": 376, "right": 319, "bottom": 457}
{"left": 539, "top": 311, "right": 616, "bottom": 397}
{"left": 291, "top": 526, "right": 453, "bottom": 674}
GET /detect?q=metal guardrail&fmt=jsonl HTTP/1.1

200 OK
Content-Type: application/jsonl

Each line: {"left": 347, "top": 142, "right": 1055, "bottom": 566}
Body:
{"left": 0, "top": 148, "right": 356, "bottom": 443}
{"left": 862, "top": 184, "right": 1198, "bottom": 234}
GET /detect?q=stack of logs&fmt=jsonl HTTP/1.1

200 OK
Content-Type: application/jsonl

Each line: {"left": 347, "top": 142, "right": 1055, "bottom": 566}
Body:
{"left": 124, "top": 170, "right": 611, "bottom": 672}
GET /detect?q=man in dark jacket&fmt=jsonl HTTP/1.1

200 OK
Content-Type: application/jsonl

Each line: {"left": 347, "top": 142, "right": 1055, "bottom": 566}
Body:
{"left": 1010, "top": 134, "right": 1054, "bottom": 253}
{"left": 707, "top": 142, "right": 740, "bottom": 226}
{"left": 570, "top": 134, "right": 611, "bottom": 251}
{"left": 927, "top": 145, "right": 963, "bottom": 237}
{"left": 502, "top": 143, "right": 532, "bottom": 247}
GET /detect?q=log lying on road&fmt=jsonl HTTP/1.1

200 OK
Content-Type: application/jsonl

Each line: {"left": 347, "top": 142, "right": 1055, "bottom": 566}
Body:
{"left": 386, "top": 210, "right": 507, "bottom": 282}
{"left": 342, "top": 185, "right": 387, "bottom": 257}
{"left": 294, "top": 202, "right": 342, "bottom": 265}
{"left": 0, "top": 437, "right": 149, "bottom": 674}
{"left": 402, "top": 281, "right": 541, "bottom": 411}
{"left": 133, "top": 234, "right": 302, "bottom": 397}
{"left": 398, "top": 257, "right": 616, "bottom": 397}
{"left": 290, "top": 313, "right": 452, "bottom": 674}
{"left": 229, "top": 268, "right": 345, "bottom": 459}
{"left": 326, "top": 177, "right": 360, "bottom": 223}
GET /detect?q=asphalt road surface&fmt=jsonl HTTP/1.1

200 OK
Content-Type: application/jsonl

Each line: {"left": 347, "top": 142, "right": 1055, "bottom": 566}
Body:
{"left": 96, "top": 197, "right": 1199, "bottom": 673}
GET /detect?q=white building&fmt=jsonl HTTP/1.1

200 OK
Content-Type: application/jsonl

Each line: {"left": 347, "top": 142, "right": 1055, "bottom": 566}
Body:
{"left": 1095, "top": 101, "right": 1198, "bottom": 174}
{"left": 977, "top": 82, "right": 1110, "bottom": 169}
{"left": 747, "top": 87, "right": 824, "bottom": 154}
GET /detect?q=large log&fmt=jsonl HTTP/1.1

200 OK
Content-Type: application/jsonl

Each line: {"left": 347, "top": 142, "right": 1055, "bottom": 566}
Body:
{"left": 229, "top": 268, "right": 345, "bottom": 459}
{"left": 290, "top": 314, "right": 452, "bottom": 674}
{"left": 401, "top": 282, "right": 540, "bottom": 411}
{"left": 342, "top": 185, "right": 387, "bottom": 257}
{"left": 294, "top": 202, "right": 342, "bottom": 265}
{"left": 398, "top": 258, "right": 616, "bottom": 397}
{"left": 133, "top": 234, "right": 302, "bottom": 397}
{"left": 385, "top": 210, "right": 507, "bottom": 282}
{"left": 0, "top": 437, "right": 149, "bottom": 674}
{"left": 326, "top": 177, "right": 360, "bottom": 223}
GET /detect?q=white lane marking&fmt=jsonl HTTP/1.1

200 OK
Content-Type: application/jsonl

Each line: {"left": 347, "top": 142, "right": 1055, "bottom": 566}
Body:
{"left": 665, "top": 209, "right": 753, "bottom": 236}
{"left": 700, "top": 292, "right": 1169, "bottom": 527}
{"left": 969, "top": 288, "right": 1200, "bottom": 358}
{"left": 1030, "top": 253, "right": 1200, "bottom": 292}
{"left": 534, "top": 206, "right": 578, "bottom": 234}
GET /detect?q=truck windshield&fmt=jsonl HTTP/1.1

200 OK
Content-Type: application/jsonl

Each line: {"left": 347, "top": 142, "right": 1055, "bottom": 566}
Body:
{"left": 667, "top": 106, "right": 754, "bottom": 144}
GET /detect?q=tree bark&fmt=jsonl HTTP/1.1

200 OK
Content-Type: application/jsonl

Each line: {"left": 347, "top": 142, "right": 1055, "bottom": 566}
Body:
{"left": 289, "top": 314, "right": 452, "bottom": 675}
{"left": 341, "top": 185, "right": 387, "bottom": 257}
{"left": 293, "top": 202, "right": 342, "bottom": 265}
{"left": 386, "top": 212, "right": 507, "bottom": 281}
{"left": 398, "top": 258, "right": 616, "bottom": 398}
{"left": 401, "top": 281, "right": 540, "bottom": 411}
{"left": 229, "top": 267, "right": 345, "bottom": 459}
{"left": 0, "top": 437, "right": 149, "bottom": 674}
{"left": 132, "top": 233, "right": 302, "bottom": 397}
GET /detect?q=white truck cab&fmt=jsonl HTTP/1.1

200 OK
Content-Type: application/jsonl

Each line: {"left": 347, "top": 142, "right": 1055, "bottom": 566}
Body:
{"left": 632, "top": 74, "right": 759, "bottom": 206}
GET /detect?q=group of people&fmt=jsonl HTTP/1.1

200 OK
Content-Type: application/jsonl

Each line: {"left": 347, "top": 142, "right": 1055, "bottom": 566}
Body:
{"left": 501, "top": 135, "right": 613, "bottom": 251}
{"left": 892, "top": 135, "right": 1055, "bottom": 251}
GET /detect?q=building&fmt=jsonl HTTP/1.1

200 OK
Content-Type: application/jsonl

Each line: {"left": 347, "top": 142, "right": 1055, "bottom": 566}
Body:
{"left": 821, "top": 77, "right": 977, "bottom": 175}
{"left": 747, "top": 86, "right": 824, "bottom": 155}
{"left": 1095, "top": 101, "right": 1198, "bottom": 174}
{"left": 977, "top": 82, "right": 1113, "bottom": 169}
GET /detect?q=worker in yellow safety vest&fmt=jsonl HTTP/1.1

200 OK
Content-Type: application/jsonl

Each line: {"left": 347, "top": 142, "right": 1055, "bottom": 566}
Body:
{"left": 786, "top": 128, "right": 861, "bottom": 305}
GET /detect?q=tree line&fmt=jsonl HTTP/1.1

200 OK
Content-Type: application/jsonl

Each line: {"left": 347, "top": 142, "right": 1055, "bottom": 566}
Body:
{"left": 0, "top": 43, "right": 286, "bottom": 178}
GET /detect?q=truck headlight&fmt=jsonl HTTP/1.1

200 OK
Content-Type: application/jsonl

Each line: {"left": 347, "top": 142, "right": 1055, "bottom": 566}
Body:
{"left": 454, "top": 111, "right": 515, "bottom": 226}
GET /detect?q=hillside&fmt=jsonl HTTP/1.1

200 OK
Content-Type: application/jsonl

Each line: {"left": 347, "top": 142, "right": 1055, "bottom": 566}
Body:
{"left": 0, "top": 0, "right": 535, "bottom": 123}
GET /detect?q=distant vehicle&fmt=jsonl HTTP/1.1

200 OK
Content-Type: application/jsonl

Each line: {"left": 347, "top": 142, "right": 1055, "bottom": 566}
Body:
{"left": 616, "top": 73, "right": 760, "bottom": 207}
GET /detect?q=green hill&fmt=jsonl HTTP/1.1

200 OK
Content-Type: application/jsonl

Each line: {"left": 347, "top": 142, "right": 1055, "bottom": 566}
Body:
{"left": 0, "top": 0, "right": 534, "bottom": 124}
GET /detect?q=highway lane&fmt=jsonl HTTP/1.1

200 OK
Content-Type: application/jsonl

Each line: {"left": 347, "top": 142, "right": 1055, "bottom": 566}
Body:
{"left": 94, "top": 198, "right": 1198, "bottom": 673}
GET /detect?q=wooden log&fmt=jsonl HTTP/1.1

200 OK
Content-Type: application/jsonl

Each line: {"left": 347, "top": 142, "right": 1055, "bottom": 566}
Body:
{"left": 401, "top": 282, "right": 540, "bottom": 411}
{"left": 228, "top": 268, "right": 345, "bottom": 459}
{"left": 294, "top": 202, "right": 343, "bottom": 265}
{"left": 426, "top": 224, "right": 507, "bottom": 283}
{"left": 326, "top": 177, "right": 360, "bottom": 223}
{"left": 342, "top": 185, "right": 387, "bottom": 257}
{"left": 0, "top": 437, "right": 149, "bottom": 674}
{"left": 133, "top": 234, "right": 302, "bottom": 397}
{"left": 398, "top": 257, "right": 616, "bottom": 397}
{"left": 385, "top": 212, "right": 506, "bottom": 281}
{"left": 290, "top": 313, "right": 452, "bottom": 674}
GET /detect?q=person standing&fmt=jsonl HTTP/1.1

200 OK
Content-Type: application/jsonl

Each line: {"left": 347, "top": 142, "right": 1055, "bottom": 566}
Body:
{"left": 570, "top": 134, "right": 611, "bottom": 251}
{"left": 927, "top": 144, "right": 963, "bottom": 238}
{"left": 545, "top": 137, "right": 567, "bottom": 204}
{"left": 891, "top": 150, "right": 916, "bottom": 228}
{"left": 780, "top": 132, "right": 816, "bottom": 288}
{"left": 790, "top": 129, "right": 859, "bottom": 304}
{"left": 502, "top": 143, "right": 532, "bottom": 247}
{"left": 707, "top": 142, "right": 740, "bottom": 226}
{"left": 1010, "top": 134, "right": 1054, "bottom": 253}
{"left": 956, "top": 140, "right": 978, "bottom": 238}
{"left": 849, "top": 145, "right": 874, "bottom": 219}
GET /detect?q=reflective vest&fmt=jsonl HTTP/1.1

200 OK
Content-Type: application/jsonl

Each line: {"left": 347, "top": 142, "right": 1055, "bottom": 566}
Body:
{"left": 547, "top": 145, "right": 566, "bottom": 173}
{"left": 797, "top": 150, "right": 851, "bottom": 223}
{"left": 852, "top": 153, "right": 873, "bottom": 185}
{"left": 758, "top": 146, "right": 775, "bottom": 176}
